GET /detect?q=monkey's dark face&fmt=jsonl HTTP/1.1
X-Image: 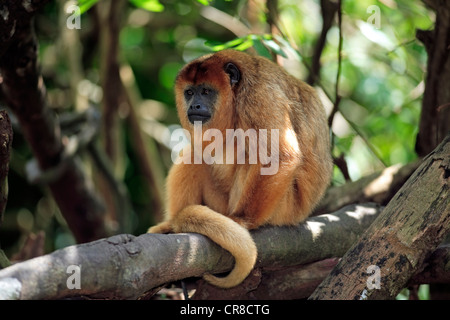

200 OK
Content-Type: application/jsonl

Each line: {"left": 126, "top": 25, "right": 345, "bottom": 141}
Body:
{"left": 184, "top": 84, "right": 218, "bottom": 124}
{"left": 176, "top": 55, "right": 241, "bottom": 131}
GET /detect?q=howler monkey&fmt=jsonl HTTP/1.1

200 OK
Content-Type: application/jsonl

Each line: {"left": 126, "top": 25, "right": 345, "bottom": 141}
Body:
{"left": 148, "top": 49, "right": 333, "bottom": 288}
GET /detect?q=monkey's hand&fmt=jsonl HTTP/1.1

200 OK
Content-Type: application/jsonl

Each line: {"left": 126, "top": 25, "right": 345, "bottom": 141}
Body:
{"left": 147, "top": 220, "right": 173, "bottom": 234}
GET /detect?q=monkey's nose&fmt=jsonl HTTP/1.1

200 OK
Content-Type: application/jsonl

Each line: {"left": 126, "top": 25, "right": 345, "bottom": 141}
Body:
{"left": 188, "top": 104, "right": 211, "bottom": 124}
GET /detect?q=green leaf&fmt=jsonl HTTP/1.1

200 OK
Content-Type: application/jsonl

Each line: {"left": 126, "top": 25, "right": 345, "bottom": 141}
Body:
{"left": 234, "top": 38, "right": 254, "bottom": 51}
{"left": 252, "top": 39, "right": 272, "bottom": 59}
{"left": 205, "top": 37, "right": 246, "bottom": 51}
{"left": 418, "top": 284, "right": 430, "bottom": 300}
{"left": 129, "top": 0, "right": 164, "bottom": 12}
{"left": 196, "top": 0, "right": 211, "bottom": 5}
{"left": 77, "top": 0, "right": 99, "bottom": 15}
{"left": 274, "top": 35, "right": 303, "bottom": 61}
{"left": 262, "top": 39, "right": 288, "bottom": 58}
{"left": 206, "top": 34, "right": 289, "bottom": 59}
{"left": 203, "top": 40, "right": 225, "bottom": 48}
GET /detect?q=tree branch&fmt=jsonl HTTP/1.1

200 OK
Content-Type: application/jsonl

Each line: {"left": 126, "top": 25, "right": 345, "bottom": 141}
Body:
{"left": 0, "top": 110, "right": 12, "bottom": 269}
{"left": 313, "top": 160, "right": 421, "bottom": 216}
{"left": 415, "top": 0, "right": 450, "bottom": 156}
{"left": 192, "top": 244, "right": 450, "bottom": 299}
{"left": 408, "top": 244, "right": 450, "bottom": 286}
{"left": 97, "top": 0, "right": 126, "bottom": 163}
{"left": 0, "top": 110, "right": 12, "bottom": 225}
{"left": 310, "top": 133, "right": 450, "bottom": 300}
{"left": 327, "top": 0, "right": 342, "bottom": 130}
{"left": 306, "top": 0, "right": 339, "bottom": 85}
{"left": 0, "top": 203, "right": 382, "bottom": 299}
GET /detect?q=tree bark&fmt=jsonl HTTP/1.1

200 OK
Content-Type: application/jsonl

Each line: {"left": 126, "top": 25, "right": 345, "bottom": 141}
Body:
{"left": 309, "top": 133, "right": 450, "bottom": 300}
{"left": 0, "top": 110, "right": 12, "bottom": 225}
{"left": 0, "top": 110, "right": 12, "bottom": 269}
{"left": 0, "top": 203, "right": 382, "bottom": 299}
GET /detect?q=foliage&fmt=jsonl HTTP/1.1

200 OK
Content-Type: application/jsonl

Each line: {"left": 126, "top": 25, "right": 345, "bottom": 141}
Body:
{"left": 397, "top": 285, "right": 430, "bottom": 300}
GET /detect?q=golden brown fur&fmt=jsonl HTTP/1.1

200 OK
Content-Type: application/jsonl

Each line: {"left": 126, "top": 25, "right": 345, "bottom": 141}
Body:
{"left": 148, "top": 49, "right": 332, "bottom": 288}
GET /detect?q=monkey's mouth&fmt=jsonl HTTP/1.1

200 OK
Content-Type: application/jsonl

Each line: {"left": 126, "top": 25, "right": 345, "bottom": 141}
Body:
{"left": 187, "top": 110, "right": 211, "bottom": 124}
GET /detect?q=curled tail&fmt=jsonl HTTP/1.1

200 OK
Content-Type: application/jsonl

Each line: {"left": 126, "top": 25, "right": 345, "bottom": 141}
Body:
{"left": 172, "top": 205, "right": 257, "bottom": 288}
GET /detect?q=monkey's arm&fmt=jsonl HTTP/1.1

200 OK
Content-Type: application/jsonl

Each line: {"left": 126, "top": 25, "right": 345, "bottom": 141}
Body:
{"left": 147, "top": 162, "right": 204, "bottom": 234}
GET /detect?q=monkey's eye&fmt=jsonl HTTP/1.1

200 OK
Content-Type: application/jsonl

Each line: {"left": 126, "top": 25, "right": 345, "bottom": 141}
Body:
{"left": 202, "top": 88, "right": 209, "bottom": 95}
{"left": 185, "top": 89, "right": 194, "bottom": 96}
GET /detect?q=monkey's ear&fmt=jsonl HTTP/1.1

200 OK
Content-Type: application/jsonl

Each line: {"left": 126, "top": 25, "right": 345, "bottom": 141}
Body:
{"left": 224, "top": 63, "right": 240, "bottom": 86}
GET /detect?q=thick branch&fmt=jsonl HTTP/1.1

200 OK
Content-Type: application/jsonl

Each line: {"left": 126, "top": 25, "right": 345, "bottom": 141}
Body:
{"left": 0, "top": 203, "right": 382, "bottom": 299}
{"left": 310, "top": 133, "right": 450, "bottom": 300}
{"left": 192, "top": 245, "right": 450, "bottom": 300}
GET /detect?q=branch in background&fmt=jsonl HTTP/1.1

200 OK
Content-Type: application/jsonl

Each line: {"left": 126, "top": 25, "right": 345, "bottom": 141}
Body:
{"left": 305, "top": 0, "right": 349, "bottom": 181}
{"left": 200, "top": 6, "right": 250, "bottom": 37}
{"left": 57, "top": 0, "right": 87, "bottom": 112}
{"left": 96, "top": 0, "right": 166, "bottom": 232}
{"left": 88, "top": 140, "right": 134, "bottom": 233}
{"left": 266, "top": 0, "right": 280, "bottom": 35}
{"left": 415, "top": 0, "right": 450, "bottom": 157}
{"left": 306, "top": 0, "right": 339, "bottom": 85}
{"left": 97, "top": 0, "right": 127, "bottom": 164}
{"left": 0, "top": 203, "right": 383, "bottom": 299}
{"left": 339, "top": 111, "right": 388, "bottom": 168}
{"left": 327, "top": 0, "right": 343, "bottom": 131}
{"left": 314, "top": 84, "right": 388, "bottom": 168}
{"left": 313, "top": 160, "right": 421, "bottom": 216}
{"left": 94, "top": 0, "right": 127, "bottom": 231}
{"left": 57, "top": 0, "right": 134, "bottom": 234}
{"left": 333, "top": 154, "right": 351, "bottom": 182}
{"left": 310, "top": 133, "right": 450, "bottom": 300}
{"left": 0, "top": 1, "right": 107, "bottom": 243}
